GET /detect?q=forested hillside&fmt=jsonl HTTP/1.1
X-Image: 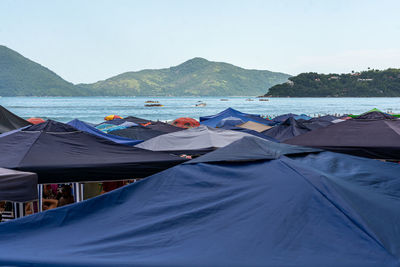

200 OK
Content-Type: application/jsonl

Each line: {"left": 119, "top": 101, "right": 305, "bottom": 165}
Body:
{"left": 265, "top": 69, "right": 400, "bottom": 97}
{"left": 79, "top": 57, "right": 290, "bottom": 96}
{"left": 0, "top": 45, "right": 290, "bottom": 96}
{"left": 0, "top": 45, "right": 86, "bottom": 96}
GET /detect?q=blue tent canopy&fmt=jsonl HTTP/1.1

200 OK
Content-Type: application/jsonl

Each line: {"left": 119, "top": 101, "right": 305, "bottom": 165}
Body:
{"left": 200, "top": 107, "right": 260, "bottom": 122}
{"left": 188, "top": 136, "right": 320, "bottom": 163}
{"left": 95, "top": 123, "right": 134, "bottom": 133}
{"left": 68, "top": 119, "right": 142, "bottom": 146}
{"left": 216, "top": 116, "right": 245, "bottom": 128}
{"left": 0, "top": 120, "right": 186, "bottom": 184}
{"left": 273, "top": 113, "right": 311, "bottom": 123}
{"left": 263, "top": 117, "right": 312, "bottom": 141}
{"left": 200, "top": 108, "right": 275, "bottom": 127}
{"left": 0, "top": 137, "right": 399, "bottom": 266}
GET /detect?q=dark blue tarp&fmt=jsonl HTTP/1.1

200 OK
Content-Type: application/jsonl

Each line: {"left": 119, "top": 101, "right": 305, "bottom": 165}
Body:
{"left": 273, "top": 113, "right": 311, "bottom": 123}
{"left": 97, "top": 118, "right": 127, "bottom": 126}
{"left": 301, "top": 116, "right": 334, "bottom": 130}
{"left": 286, "top": 111, "right": 400, "bottom": 160}
{"left": 96, "top": 116, "right": 152, "bottom": 127}
{"left": 0, "top": 136, "right": 399, "bottom": 266}
{"left": 200, "top": 107, "right": 260, "bottom": 122}
{"left": 188, "top": 136, "right": 320, "bottom": 163}
{"left": 263, "top": 117, "right": 312, "bottom": 141}
{"left": 200, "top": 108, "right": 275, "bottom": 127}
{"left": 146, "top": 121, "right": 183, "bottom": 133}
{"left": 0, "top": 168, "right": 38, "bottom": 202}
{"left": 304, "top": 115, "right": 338, "bottom": 122}
{"left": 109, "top": 125, "right": 166, "bottom": 141}
{"left": 68, "top": 119, "right": 142, "bottom": 146}
{"left": 0, "top": 105, "right": 32, "bottom": 134}
{"left": 216, "top": 116, "right": 245, "bottom": 128}
{"left": 356, "top": 111, "right": 398, "bottom": 120}
{"left": 0, "top": 120, "right": 186, "bottom": 183}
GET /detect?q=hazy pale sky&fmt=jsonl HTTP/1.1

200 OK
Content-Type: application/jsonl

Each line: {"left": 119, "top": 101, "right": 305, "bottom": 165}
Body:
{"left": 1, "top": 0, "right": 400, "bottom": 84}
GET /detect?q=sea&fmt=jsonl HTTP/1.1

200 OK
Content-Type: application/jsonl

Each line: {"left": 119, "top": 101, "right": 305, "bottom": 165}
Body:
{"left": 1, "top": 96, "right": 400, "bottom": 123}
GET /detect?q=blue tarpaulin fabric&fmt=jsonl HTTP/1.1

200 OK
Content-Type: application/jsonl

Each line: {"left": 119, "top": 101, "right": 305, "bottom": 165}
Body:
{"left": 273, "top": 113, "right": 311, "bottom": 123}
{"left": 200, "top": 108, "right": 275, "bottom": 127}
{"left": 95, "top": 123, "right": 134, "bottom": 133}
{"left": 216, "top": 116, "right": 245, "bottom": 128}
{"left": 0, "top": 105, "right": 32, "bottom": 134}
{"left": 68, "top": 119, "right": 142, "bottom": 146}
{"left": 0, "top": 120, "right": 186, "bottom": 183}
{"left": 285, "top": 112, "right": 400, "bottom": 160}
{"left": 0, "top": 137, "right": 399, "bottom": 266}
{"left": 263, "top": 117, "right": 312, "bottom": 141}
{"left": 200, "top": 107, "right": 260, "bottom": 122}
{"left": 187, "top": 136, "right": 320, "bottom": 163}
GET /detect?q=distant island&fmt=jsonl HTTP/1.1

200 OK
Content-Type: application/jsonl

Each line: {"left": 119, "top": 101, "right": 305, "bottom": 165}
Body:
{"left": 0, "top": 45, "right": 290, "bottom": 97}
{"left": 265, "top": 69, "right": 400, "bottom": 97}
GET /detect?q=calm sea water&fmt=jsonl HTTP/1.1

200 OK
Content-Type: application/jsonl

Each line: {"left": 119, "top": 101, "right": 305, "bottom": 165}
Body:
{"left": 1, "top": 96, "right": 400, "bottom": 123}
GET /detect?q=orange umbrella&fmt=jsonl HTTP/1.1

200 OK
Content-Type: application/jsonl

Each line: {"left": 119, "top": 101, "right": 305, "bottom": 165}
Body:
{"left": 172, "top": 117, "right": 200, "bottom": 129}
{"left": 104, "top": 115, "right": 123, "bottom": 121}
{"left": 27, "top": 117, "right": 46, "bottom": 124}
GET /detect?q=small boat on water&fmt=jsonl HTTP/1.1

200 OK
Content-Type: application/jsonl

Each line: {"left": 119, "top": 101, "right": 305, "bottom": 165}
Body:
{"left": 145, "top": 104, "right": 164, "bottom": 107}
{"left": 220, "top": 99, "right": 229, "bottom": 101}
{"left": 195, "top": 103, "right": 206, "bottom": 107}
{"left": 246, "top": 98, "right": 254, "bottom": 101}
{"left": 259, "top": 98, "right": 269, "bottom": 101}
{"left": 145, "top": 100, "right": 159, "bottom": 103}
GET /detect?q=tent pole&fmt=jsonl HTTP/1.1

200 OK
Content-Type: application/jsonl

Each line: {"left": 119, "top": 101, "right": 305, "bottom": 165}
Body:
{"left": 18, "top": 203, "right": 24, "bottom": 218}
{"left": 73, "top": 183, "right": 83, "bottom": 202}
{"left": 80, "top": 183, "right": 84, "bottom": 201}
{"left": 13, "top": 202, "right": 25, "bottom": 219}
{"left": 13, "top": 203, "right": 18, "bottom": 219}
{"left": 73, "top": 183, "right": 78, "bottom": 202}
{"left": 38, "top": 184, "right": 43, "bottom": 212}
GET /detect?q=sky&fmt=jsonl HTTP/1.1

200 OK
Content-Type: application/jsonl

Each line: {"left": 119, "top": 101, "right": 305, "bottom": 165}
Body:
{"left": 1, "top": 0, "right": 400, "bottom": 84}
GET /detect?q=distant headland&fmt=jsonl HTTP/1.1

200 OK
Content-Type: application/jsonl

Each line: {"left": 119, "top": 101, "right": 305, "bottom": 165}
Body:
{"left": 264, "top": 69, "right": 400, "bottom": 97}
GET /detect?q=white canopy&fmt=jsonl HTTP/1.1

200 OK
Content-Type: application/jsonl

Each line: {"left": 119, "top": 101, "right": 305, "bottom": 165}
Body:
{"left": 135, "top": 125, "right": 253, "bottom": 152}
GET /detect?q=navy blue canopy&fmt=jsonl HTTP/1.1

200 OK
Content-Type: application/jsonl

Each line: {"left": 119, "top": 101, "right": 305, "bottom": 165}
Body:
{"left": 97, "top": 118, "right": 127, "bottom": 126}
{"left": 200, "top": 107, "right": 275, "bottom": 127}
{"left": 0, "top": 136, "right": 399, "bottom": 266}
{"left": 68, "top": 119, "right": 142, "bottom": 146}
{"left": 145, "top": 121, "right": 183, "bottom": 133}
{"left": 0, "top": 105, "right": 31, "bottom": 134}
{"left": 96, "top": 116, "right": 150, "bottom": 127}
{"left": 286, "top": 112, "right": 400, "bottom": 160}
{"left": 357, "top": 111, "right": 397, "bottom": 120}
{"left": 263, "top": 117, "right": 312, "bottom": 141}
{"left": 273, "top": 113, "right": 311, "bottom": 123}
{"left": 109, "top": 125, "right": 166, "bottom": 141}
{"left": 124, "top": 116, "right": 152, "bottom": 124}
{"left": 216, "top": 116, "right": 245, "bottom": 128}
{"left": 300, "top": 116, "right": 334, "bottom": 131}
{"left": 305, "top": 115, "right": 338, "bottom": 122}
{"left": 0, "top": 120, "right": 186, "bottom": 183}
{"left": 0, "top": 168, "right": 38, "bottom": 202}
{"left": 188, "top": 136, "right": 320, "bottom": 163}
{"left": 200, "top": 107, "right": 259, "bottom": 122}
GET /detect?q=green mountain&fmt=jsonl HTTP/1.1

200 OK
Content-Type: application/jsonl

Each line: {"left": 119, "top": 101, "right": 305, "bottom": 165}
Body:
{"left": 265, "top": 69, "right": 400, "bottom": 97}
{"left": 0, "top": 45, "right": 86, "bottom": 96}
{"left": 0, "top": 45, "right": 290, "bottom": 96}
{"left": 80, "top": 58, "right": 290, "bottom": 96}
